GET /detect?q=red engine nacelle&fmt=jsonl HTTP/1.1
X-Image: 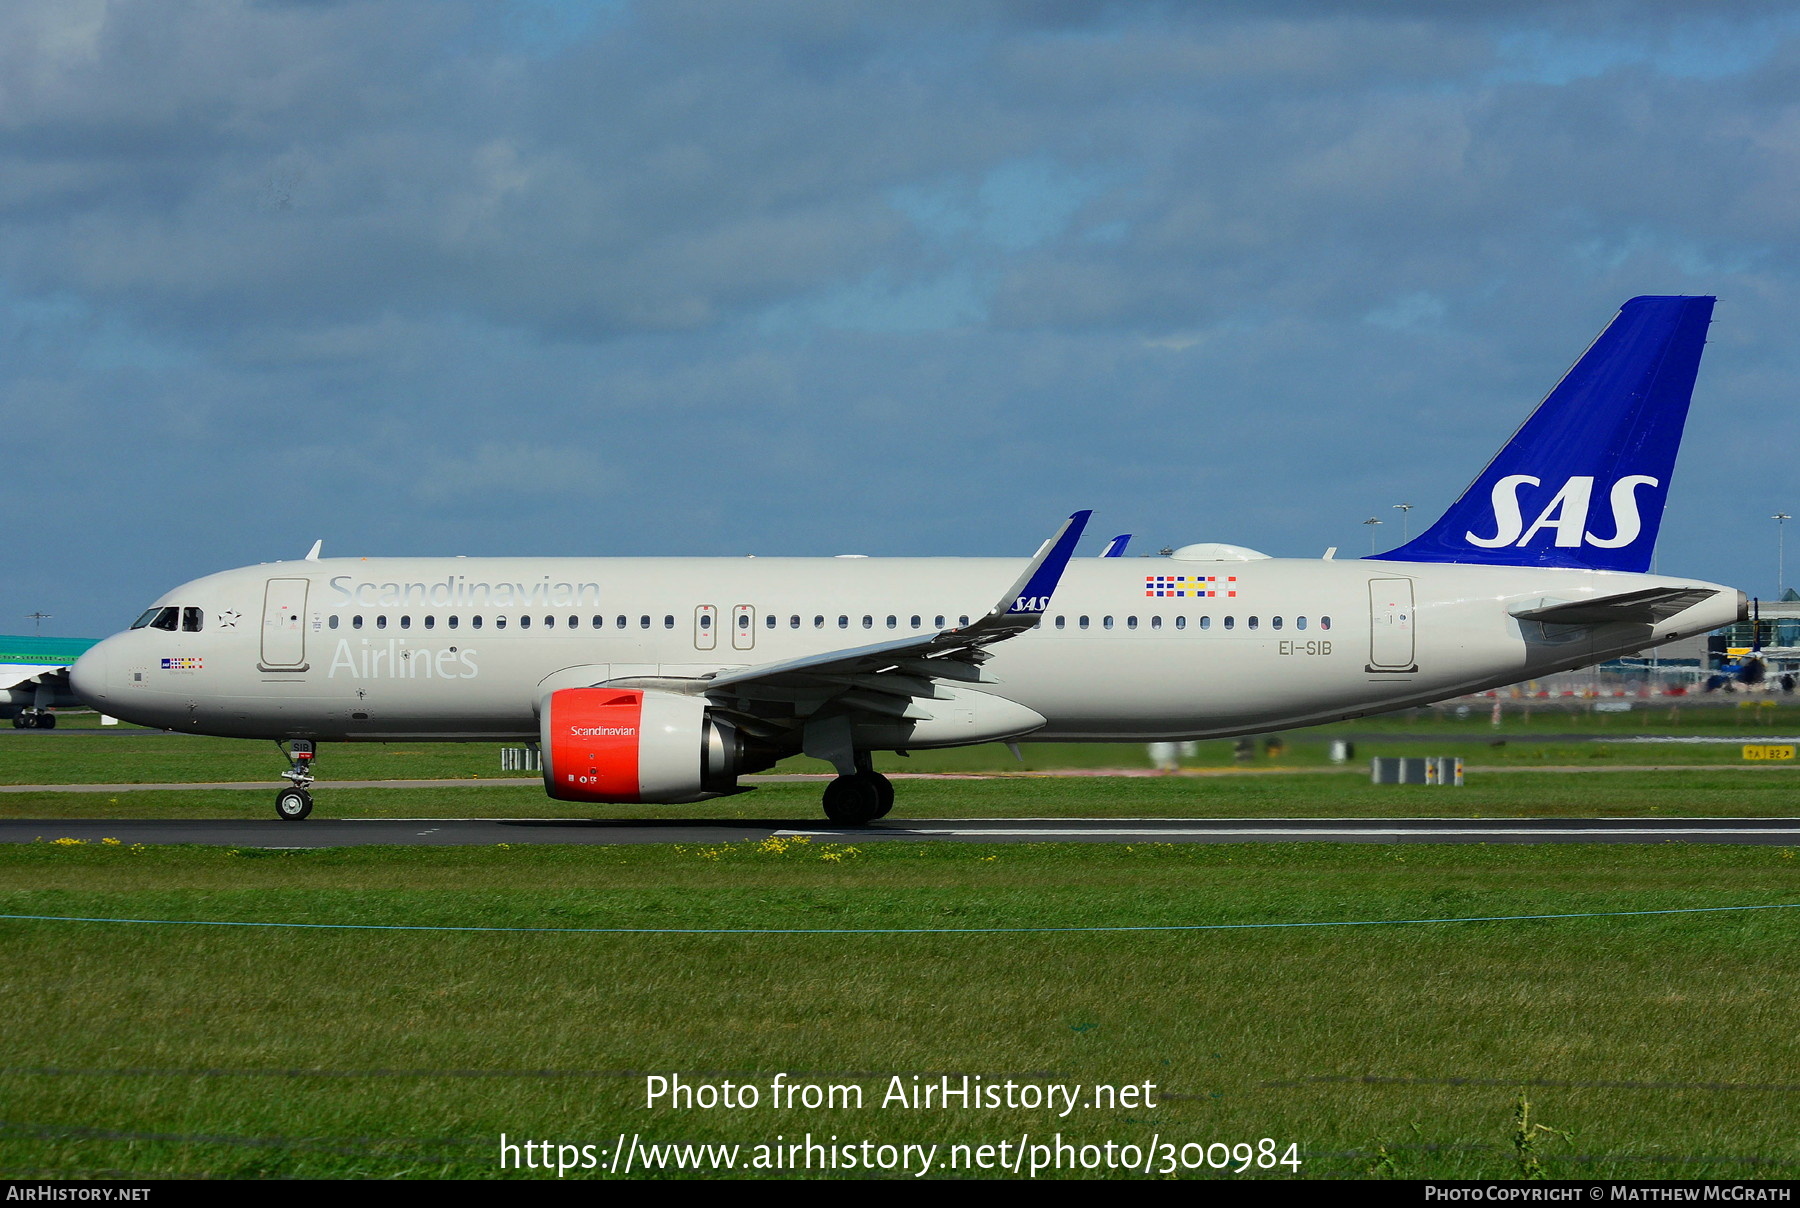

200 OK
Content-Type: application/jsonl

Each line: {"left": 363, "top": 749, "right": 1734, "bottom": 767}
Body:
{"left": 540, "top": 687, "right": 745, "bottom": 804}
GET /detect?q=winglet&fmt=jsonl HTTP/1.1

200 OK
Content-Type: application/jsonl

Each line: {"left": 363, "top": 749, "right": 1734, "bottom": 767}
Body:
{"left": 1100, "top": 534, "right": 1131, "bottom": 558}
{"left": 990, "top": 510, "right": 1092, "bottom": 622}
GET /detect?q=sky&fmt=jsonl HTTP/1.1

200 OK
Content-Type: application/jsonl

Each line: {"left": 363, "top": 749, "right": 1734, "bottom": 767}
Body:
{"left": 9, "top": 0, "right": 1800, "bottom": 636}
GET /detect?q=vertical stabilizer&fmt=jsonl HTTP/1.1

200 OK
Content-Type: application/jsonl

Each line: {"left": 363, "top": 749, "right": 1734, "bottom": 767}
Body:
{"left": 1374, "top": 295, "right": 1713, "bottom": 572}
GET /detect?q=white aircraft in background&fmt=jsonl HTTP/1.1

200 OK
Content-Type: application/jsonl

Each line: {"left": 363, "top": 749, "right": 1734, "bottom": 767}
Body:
{"left": 2, "top": 635, "right": 97, "bottom": 728}
{"left": 72, "top": 296, "right": 1742, "bottom": 823}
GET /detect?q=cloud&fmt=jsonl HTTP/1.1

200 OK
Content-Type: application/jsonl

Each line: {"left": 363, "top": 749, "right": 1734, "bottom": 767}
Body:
{"left": 8, "top": 0, "right": 1800, "bottom": 631}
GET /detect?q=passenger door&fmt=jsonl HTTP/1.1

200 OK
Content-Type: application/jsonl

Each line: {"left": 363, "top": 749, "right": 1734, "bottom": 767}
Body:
{"left": 1367, "top": 577, "right": 1418, "bottom": 672}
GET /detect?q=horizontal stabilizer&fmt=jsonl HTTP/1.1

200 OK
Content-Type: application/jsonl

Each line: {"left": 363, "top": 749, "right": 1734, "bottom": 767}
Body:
{"left": 1510, "top": 586, "right": 1722, "bottom": 626}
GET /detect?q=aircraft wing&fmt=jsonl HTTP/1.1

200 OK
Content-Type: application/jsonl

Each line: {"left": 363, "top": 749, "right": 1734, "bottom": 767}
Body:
{"left": 702, "top": 509, "right": 1090, "bottom": 691}
{"left": 1510, "top": 586, "right": 1725, "bottom": 626}
{"left": 603, "top": 512, "right": 1091, "bottom": 726}
{"left": 2, "top": 665, "right": 76, "bottom": 708}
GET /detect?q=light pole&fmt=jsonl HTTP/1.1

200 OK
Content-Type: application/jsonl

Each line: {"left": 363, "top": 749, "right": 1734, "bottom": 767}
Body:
{"left": 1776, "top": 513, "right": 1792, "bottom": 596}
{"left": 1363, "top": 517, "right": 1383, "bottom": 555}
{"left": 1393, "top": 502, "right": 1414, "bottom": 541}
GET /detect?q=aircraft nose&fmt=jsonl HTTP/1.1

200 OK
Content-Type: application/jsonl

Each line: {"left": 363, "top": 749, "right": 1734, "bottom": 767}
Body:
{"left": 69, "top": 641, "right": 111, "bottom": 706}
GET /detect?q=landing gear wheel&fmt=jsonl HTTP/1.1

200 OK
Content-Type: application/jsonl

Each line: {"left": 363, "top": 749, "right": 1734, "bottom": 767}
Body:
{"left": 822, "top": 771, "right": 889, "bottom": 826}
{"left": 10, "top": 714, "right": 25, "bottom": 729}
{"left": 275, "top": 786, "right": 313, "bottom": 821}
{"left": 38, "top": 712, "right": 54, "bottom": 730}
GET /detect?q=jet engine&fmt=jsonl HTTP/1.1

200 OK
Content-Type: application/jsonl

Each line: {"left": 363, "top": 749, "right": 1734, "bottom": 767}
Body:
{"left": 540, "top": 687, "right": 748, "bottom": 803}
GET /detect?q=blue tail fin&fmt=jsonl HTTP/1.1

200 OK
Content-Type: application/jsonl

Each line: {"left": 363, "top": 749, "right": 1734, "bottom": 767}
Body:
{"left": 1373, "top": 295, "right": 1714, "bottom": 573}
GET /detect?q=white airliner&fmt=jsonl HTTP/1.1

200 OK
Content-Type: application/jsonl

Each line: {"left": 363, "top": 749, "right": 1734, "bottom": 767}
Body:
{"left": 1, "top": 635, "right": 96, "bottom": 728}
{"left": 71, "top": 296, "right": 1743, "bottom": 823}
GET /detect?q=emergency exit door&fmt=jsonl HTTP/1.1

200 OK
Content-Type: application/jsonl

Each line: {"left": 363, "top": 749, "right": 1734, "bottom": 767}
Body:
{"left": 732, "top": 605, "right": 756, "bottom": 651}
{"left": 260, "top": 578, "right": 309, "bottom": 670}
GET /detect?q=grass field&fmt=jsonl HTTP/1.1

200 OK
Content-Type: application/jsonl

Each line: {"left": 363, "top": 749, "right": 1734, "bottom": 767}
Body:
{"left": 6, "top": 706, "right": 1800, "bottom": 821}
{"left": 2, "top": 841, "right": 1798, "bottom": 1180}
{"left": 5, "top": 709, "right": 1800, "bottom": 1180}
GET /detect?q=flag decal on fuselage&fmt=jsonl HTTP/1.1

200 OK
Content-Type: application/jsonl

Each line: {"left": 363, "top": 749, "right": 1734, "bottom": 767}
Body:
{"left": 1144, "top": 575, "right": 1238, "bottom": 598}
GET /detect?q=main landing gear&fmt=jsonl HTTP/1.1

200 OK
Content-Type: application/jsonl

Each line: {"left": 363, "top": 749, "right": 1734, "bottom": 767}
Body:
{"left": 10, "top": 709, "right": 55, "bottom": 729}
{"left": 821, "top": 767, "right": 894, "bottom": 826}
{"left": 275, "top": 739, "right": 316, "bottom": 821}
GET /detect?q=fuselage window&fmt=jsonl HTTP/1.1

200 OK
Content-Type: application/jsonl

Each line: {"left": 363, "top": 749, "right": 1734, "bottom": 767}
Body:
{"left": 520, "top": 615, "right": 531, "bottom": 630}
{"left": 738, "top": 614, "right": 750, "bottom": 631}
{"left": 546, "top": 616, "right": 555, "bottom": 630}
{"left": 639, "top": 615, "right": 650, "bottom": 629}
{"left": 401, "top": 615, "right": 412, "bottom": 630}
{"left": 836, "top": 615, "right": 847, "bottom": 629}
{"left": 1151, "top": 616, "right": 1162, "bottom": 630}
{"left": 353, "top": 615, "right": 364, "bottom": 630}
{"left": 1175, "top": 616, "right": 1187, "bottom": 630}
{"left": 765, "top": 614, "right": 776, "bottom": 629}
{"left": 959, "top": 615, "right": 970, "bottom": 627}
{"left": 886, "top": 615, "right": 897, "bottom": 629}
{"left": 472, "top": 616, "right": 483, "bottom": 630}
{"left": 617, "top": 615, "right": 628, "bottom": 629}
{"left": 1296, "top": 616, "right": 1307, "bottom": 630}
{"left": 935, "top": 615, "right": 946, "bottom": 628}
{"left": 181, "top": 607, "right": 204, "bottom": 632}
{"left": 449, "top": 616, "right": 460, "bottom": 630}
{"left": 862, "top": 615, "right": 872, "bottom": 629}
{"left": 424, "top": 616, "right": 436, "bottom": 630}
{"left": 568, "top": 615, "right": 578, "bottom": 630}
{"left": 700, "top": 614, "right": 712, "bottom": 630}
{"left": 1247, "top": 616, "right": 1258, "bottom": 630}
{"left": 1271, "top": 616, "right": 1282, "bottom": 630}
{"left": 1103, "top": 616, "right": 1114, "bottom": 630}
{"left": 328, "top": 615, "right": 340, "bottom": 630}
{"left": 592, "top": 616, "right": 603, "bottom": 629}
{"left": 1055, "top": 616, "right": 1066, "bottom": 629}
{"left": 376, "top": 615, "right": 388, "bottom": 631}
{"left": 1079, "top": 616, "right": 1090, "bottom": 630}
{"left": 665, "top": 615, "right": 675, "bottom": 629}
{"left": 495, "top": 616, "right": 507, "bottom": 630}
{"left": 1126, "top": 616, "right": 1138, "bottom": 630}
{"left": 791, "top": 615, "right": 801, "bottom": 629}
{"left": 1223, "top": 616, "right": 1234, "bottom": 630}
{"left": 910, "top": 615, "right": 921, "bottom": 629}
{"left": 1321, "top": 616, "right": 1332, "bottom": 630}
{"left": 815, "top": 616, "right": 825, "bottom": 629}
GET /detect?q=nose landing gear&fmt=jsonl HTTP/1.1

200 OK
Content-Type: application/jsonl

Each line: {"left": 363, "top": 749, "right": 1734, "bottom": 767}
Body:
{"left": 275, "top": 739, "right": 316, "bottom": 820}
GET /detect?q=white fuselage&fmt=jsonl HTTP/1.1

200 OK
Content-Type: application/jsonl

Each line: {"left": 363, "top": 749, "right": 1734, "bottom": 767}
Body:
{"left": 71, "top": 554, "right": 1742, "bottom": 743}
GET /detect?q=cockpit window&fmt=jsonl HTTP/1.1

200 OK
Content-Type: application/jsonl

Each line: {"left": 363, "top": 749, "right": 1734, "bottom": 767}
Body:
{"left": 131, "top": 607, "right": 179, "bottom": 631}
{"left": 181, "top": 607, "right": 204, "bottom": 633}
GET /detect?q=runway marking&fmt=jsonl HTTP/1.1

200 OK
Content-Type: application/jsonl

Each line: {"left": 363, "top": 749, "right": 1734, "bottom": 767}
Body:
{"left": 782, "top": 825, "right": 1800, "bottom": 839}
